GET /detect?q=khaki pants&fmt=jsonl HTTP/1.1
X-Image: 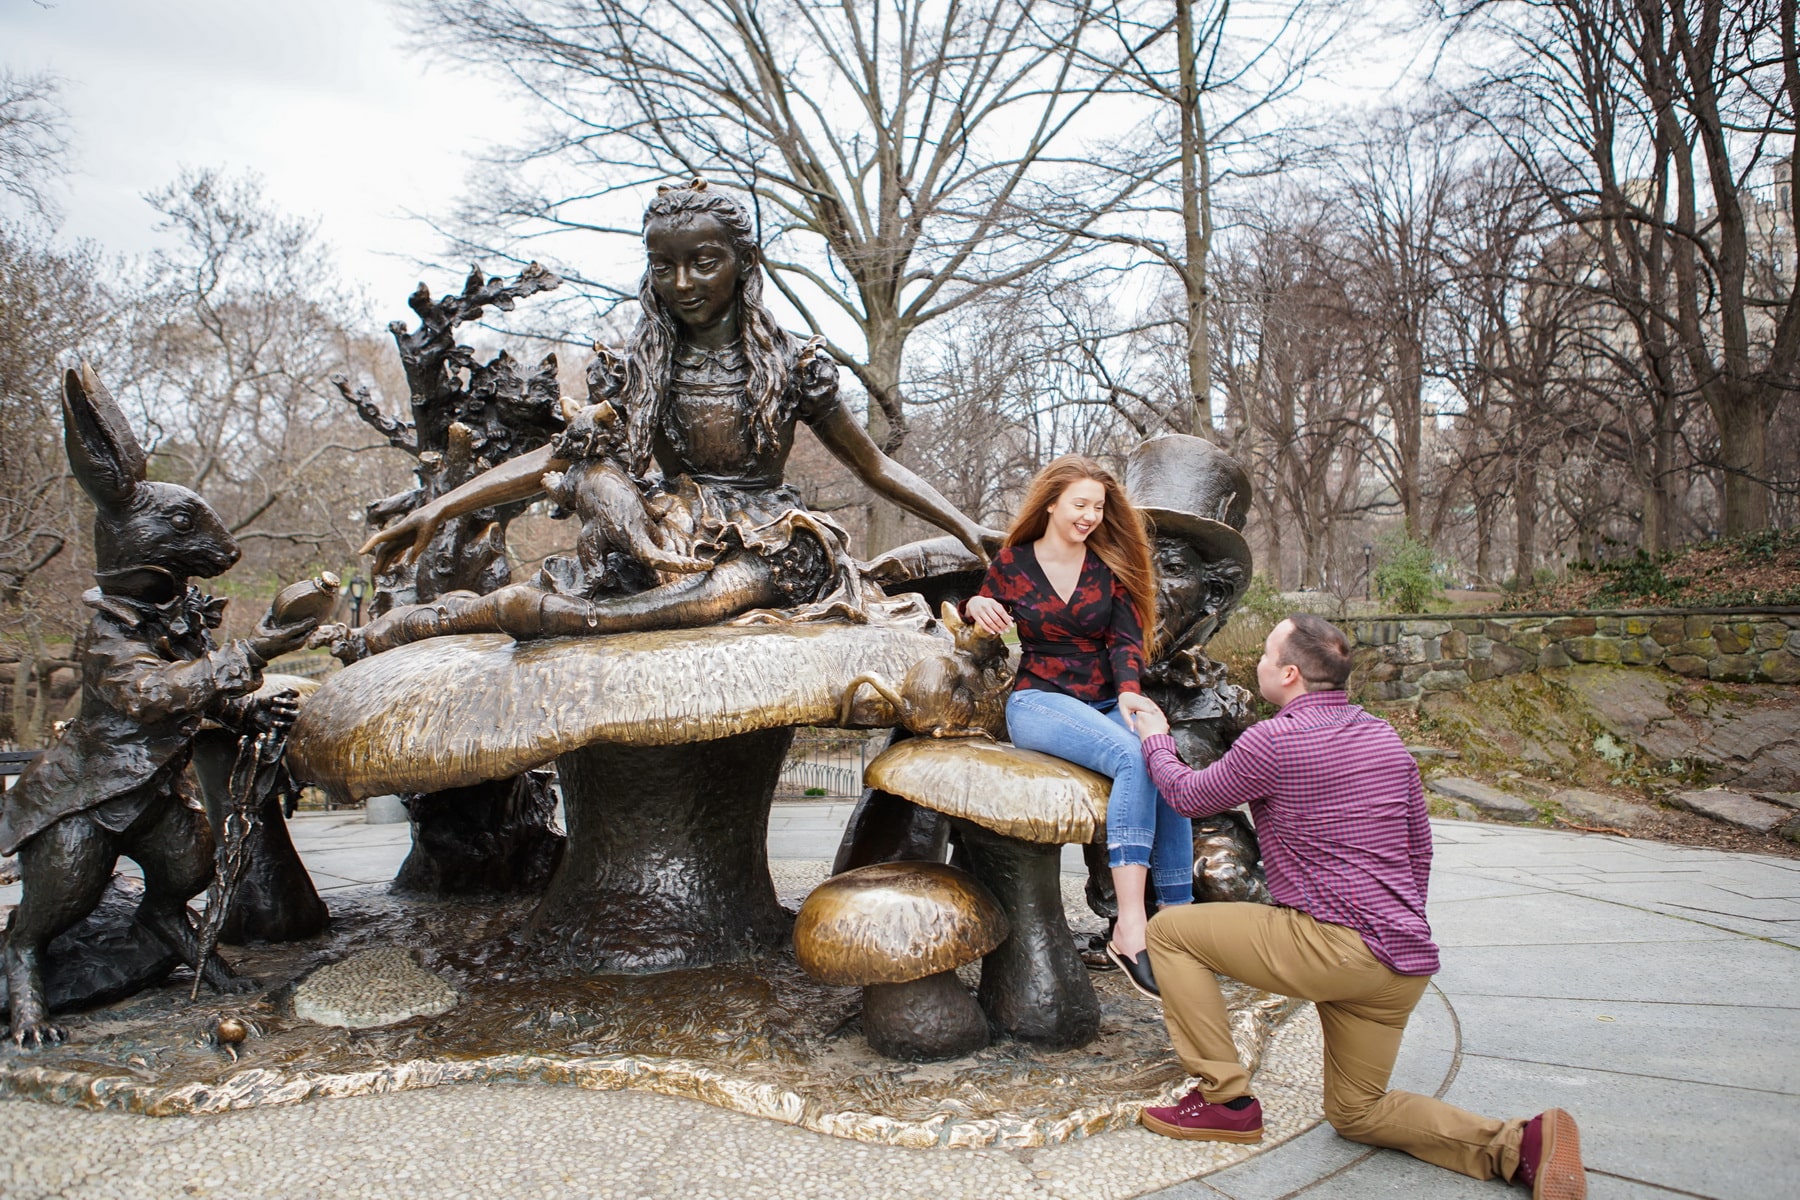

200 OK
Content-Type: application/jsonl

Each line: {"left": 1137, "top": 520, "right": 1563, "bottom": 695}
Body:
{"left": 1147, "top": 902, "right": 1525, "bottom": 1181}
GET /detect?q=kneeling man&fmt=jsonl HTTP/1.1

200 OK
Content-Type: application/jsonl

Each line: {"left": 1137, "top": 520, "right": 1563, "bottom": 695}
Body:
{"left": 1131, "top": 614, "right": 1586, "bottom": 1200}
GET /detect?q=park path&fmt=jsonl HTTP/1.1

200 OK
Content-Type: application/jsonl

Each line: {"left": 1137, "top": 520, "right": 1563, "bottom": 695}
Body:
{"left": 1, "top": 811, "right": 1792, "bottom": 1199}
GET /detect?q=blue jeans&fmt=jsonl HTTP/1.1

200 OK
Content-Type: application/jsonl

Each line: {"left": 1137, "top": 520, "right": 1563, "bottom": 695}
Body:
{"left": 1004, "top": 688, "right": 1194, "bottom": 906}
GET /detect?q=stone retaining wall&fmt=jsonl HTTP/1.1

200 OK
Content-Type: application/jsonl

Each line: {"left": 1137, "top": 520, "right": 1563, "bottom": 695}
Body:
{"left": 1342, "top": 608, "right": 1800, "bottom": 706}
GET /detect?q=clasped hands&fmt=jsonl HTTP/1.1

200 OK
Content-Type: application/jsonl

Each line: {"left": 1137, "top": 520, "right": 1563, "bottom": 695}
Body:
{"left": 1118, "top": 691, "right": 1170, "bottom": 738}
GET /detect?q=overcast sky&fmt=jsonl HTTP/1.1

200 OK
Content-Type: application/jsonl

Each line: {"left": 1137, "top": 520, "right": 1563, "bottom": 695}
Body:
{"left": 2, "top": 0, "right": 530, "bottom": 309}
{"left": 5, "top": 0, "right": 1428, "bottom": 346}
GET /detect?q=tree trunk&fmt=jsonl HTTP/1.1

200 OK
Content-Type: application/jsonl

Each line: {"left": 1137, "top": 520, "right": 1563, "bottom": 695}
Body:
{"left": 1474, "top": 500, "right": 1493, "bottom": 586}
{"left": 1514, "top": 454, "right": 1539, "bottom": 583}
{"left": 1393, "top": 343, "right": 1425, "bottom": 538}
{"left": 530, "top": 728, "right": 794, "bottom": 972}
{"left": 863, "top": 331, "right": 908, "bottom": 555}
{"left": 1263, "top": 502, "right": 1284, "bottom": 590}
{"left": 1714, "top": 385, "right": 1773, "bottom": 534}
{"left": 1176, "top": 0, "right": 1214, "bottom": 435}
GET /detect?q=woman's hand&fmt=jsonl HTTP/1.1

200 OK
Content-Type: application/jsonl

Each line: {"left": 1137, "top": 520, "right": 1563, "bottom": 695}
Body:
{"left": 965, "top": 595, "right": 1014, "bottom": 636}
{"left": 360, "top": 501, "right": 449, "bottom": 573}
{"left": 1118, "top": 691, "right": 1168, "bottom": 738}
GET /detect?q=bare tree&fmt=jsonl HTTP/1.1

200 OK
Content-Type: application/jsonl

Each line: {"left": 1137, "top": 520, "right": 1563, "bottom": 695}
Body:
{"left": 1458, "top": 0, "right": 1799, "bottom": 534}
{"left": 0, "top": 231, "right": 118, "bottom": 607}
{"left": 1087, "top": 0, "right": 1347, "bottom": 433}
{"left": 1214, "top": 199, "right": 1385, "bottom": 588}
{"left": 1327, "top": 105, "right": 1468, "bottom": 539}
{"left": 0, "top": 70, "right": 70, "bottom": 224}
{"left": 129, "top": 169, "right": 404, "bottom": 586}
{"left": 406, "top": 0, "right": 1157, "bottom": 550}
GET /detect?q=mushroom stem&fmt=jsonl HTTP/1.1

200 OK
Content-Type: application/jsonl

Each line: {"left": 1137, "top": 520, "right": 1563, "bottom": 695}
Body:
{"left": 832, "top": 732, "right": 951, "bottom": 873}
{"left": 951, "top": 818, "right": 1101, "bottom": 1050}
{"left": 530, "top": 727, "right": 793, "bottom": 971}
{"left": 861, "top": 971, "right": 989, "bottom": 1061}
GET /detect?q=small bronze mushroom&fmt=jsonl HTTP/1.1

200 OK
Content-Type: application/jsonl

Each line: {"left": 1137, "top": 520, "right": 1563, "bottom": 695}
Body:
{"left": 794, "top": 861, "right": 1008, "bottom": 1061}
{"left": 863, "top": 738, "right": 1110, "bottom": 1049}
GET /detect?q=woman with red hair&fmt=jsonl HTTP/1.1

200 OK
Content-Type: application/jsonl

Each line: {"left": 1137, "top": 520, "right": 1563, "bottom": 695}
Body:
{"left": 965, "top": 455, "right": 1191, "bottom": 998}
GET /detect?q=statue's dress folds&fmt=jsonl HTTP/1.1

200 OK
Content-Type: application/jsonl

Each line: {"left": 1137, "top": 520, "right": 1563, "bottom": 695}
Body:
{"left": 541, "top": 340, "right": 916, "bottom": 628}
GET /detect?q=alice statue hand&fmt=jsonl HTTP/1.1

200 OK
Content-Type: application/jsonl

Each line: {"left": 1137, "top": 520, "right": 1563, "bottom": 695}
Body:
{"left": 360, "top": 502, "right": 447, "bottom": 573}
{"left": 623, "top": 521, "right": 714, "bottom": 575}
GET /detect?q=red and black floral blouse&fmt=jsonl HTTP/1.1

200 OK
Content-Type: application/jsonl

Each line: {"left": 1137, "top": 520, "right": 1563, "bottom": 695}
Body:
{"left": 969, "top": 543, "right": 1146, "bottom": 703}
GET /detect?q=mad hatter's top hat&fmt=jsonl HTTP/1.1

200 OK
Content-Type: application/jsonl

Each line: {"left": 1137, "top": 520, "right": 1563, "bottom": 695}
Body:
{"left": 1124, "top": 434, "right": 1253, "bottom": 571}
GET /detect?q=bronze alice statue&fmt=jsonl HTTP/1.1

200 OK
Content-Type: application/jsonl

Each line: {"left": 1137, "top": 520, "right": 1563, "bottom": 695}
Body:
{"left": 346, "top": 180, "right": 993, "bottom": 656}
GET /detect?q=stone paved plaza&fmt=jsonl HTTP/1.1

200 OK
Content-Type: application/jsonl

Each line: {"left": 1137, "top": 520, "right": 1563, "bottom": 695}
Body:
{"left": 2, "top": 807, "right": 1794, "bottom": 1199}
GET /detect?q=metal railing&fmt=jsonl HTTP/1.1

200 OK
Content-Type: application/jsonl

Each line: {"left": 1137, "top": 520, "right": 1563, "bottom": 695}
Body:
{"left": 775, "top": 742, "right": 869, "bottom": 800}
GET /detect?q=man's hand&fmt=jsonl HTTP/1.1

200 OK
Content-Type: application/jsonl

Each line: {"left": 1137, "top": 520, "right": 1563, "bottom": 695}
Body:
{"left": 1120, "top": 692, "right": 1169, "bottom": 738}
{"left": 965, "top": 595, "right": 1014, "bottom": 636}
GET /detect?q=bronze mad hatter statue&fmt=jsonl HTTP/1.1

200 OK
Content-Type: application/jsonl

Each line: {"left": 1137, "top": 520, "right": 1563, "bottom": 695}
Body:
{"left": 1112, "top": 434, "right": 1267, "bottom": 912}
{"left": 0, "top": 366, "right": 322, "bottom": 1048}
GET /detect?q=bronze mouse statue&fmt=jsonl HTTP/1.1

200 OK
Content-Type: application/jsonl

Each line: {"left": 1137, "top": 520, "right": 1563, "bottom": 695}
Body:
{"left": 840, "top": 602, "right": 1012, "bottom": 739}
{"left": 0, "top": 365, "right": 322, "bottom": 1048}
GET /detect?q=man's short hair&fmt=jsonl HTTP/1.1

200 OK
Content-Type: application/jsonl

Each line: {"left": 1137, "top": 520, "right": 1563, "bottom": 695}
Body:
{"left": 1279, "top": 613, "right": 1353, "bottom": 690}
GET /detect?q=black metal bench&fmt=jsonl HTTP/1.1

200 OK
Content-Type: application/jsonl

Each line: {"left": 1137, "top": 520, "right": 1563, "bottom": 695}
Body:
{"left": 0, "top": 750, "right": 41, "bottom": 778}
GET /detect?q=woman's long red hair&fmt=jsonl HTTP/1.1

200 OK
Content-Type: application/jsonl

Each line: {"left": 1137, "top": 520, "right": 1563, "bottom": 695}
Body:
{"left": 1005, "top": 455, "right": 1158, "bottom": 657}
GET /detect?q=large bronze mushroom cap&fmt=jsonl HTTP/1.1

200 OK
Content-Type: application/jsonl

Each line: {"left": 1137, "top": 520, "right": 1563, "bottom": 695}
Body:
{"left": 288, "top": 622, "right": 946, "bottom": 798}
{"left": 794, "top": 861, "right": 1007, "bottom": 986}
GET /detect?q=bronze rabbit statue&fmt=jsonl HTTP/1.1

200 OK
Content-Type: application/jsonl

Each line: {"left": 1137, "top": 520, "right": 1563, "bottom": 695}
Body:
{"left": 0, "top": 365, "right": 322, "bottom": 1048}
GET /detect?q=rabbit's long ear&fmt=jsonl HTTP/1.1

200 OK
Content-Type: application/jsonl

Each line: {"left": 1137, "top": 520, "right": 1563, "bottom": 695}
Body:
{"left": 62, "top": 363, "right": 146, "bottom": 511}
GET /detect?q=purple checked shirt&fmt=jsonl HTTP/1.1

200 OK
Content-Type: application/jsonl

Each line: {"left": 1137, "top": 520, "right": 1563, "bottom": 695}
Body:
{"left": 1142, "top": 691, "right": 1440, "bottom": 976}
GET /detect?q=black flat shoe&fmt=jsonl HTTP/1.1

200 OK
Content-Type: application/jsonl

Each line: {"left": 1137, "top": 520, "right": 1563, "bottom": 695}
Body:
{"left": 1106, "top": 943, "right": 1161, "bottom": 1001}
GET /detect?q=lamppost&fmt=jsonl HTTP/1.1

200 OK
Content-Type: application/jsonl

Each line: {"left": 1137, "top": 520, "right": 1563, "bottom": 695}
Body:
{"left": 348, "top": 573, "right": 366, "bottom": 628}
{"left": 1363, "top": 544, "right": 1373, "bottom": 602}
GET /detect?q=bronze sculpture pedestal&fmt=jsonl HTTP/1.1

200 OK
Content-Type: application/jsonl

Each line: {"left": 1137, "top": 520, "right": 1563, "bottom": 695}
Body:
{"left": 536, "top": 731, "right": 793, "bottom": 969}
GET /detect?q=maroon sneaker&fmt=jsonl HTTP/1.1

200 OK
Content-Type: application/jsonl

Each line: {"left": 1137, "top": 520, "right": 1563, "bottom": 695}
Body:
{"left": 1140, "top": 1090, "right": 1264, "bottom": 1143}
{"left": 1516, "top": 1108, "right": 1586, "bottom": 1200}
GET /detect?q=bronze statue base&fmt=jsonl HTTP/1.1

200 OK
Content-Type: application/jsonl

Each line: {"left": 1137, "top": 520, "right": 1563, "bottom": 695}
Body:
{"left": 0, "top": 874, "right": 1299, "bottom": 1146}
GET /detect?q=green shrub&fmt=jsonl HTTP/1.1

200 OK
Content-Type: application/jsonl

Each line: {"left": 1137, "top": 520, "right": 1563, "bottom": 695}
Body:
{"left": 1372, "top": 534, "right": 1439, "bottom": 613}
{"left": 1237, "top": 574, "right": 1288, "bottom": 624}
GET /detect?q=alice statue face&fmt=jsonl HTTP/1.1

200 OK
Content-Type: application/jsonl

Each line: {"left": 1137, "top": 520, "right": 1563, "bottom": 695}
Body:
{"left": 645, "top": 213, "right": 746, "bottom": 335}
